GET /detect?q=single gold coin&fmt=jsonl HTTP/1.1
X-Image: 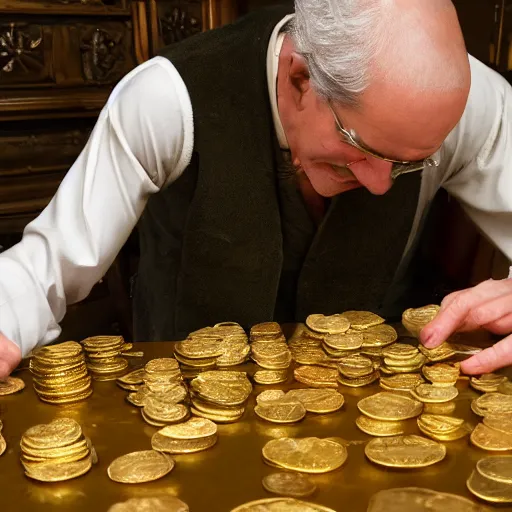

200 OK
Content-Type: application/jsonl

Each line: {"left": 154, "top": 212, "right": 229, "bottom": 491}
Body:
{"left": 284, "top": 389, "right": 344, "bottom": 414}
{"left": 368, "top": 487, "right": 488, "bottom": 512}
{"left": 362, "top": 324, "right": 398, "bottom": 348}
{"left": 0, "top": 376, "right": 25, "bottom": 395}
{"left": 107, "top": 450, "right": 174, "bottom": 484}
{"left": 410, "top": 384, "right": 459, "bottom": 403}
{"left": 117, "top": 369, "right": 146, "bottom": 385}
{"left": 422, "top": 363, "right": 460, "bottom": 387}
{"left": 467, "top": 469, "right": 512, "bottom": 503}
{"left": 253, "top": 369, "right": 289, "bottom": 385}
{"left": 337, "top": 354, "right": 374, "bottom": 378}
{"left": 418, "top": 343, "right": 457, "bottom": 362}
{"left": 175, "top": 338, "right": 224, "bottom": 359}
{"left": 262, "top": 472, "right": 317, "bottom": 498}
{"left": 23, "top": 418, "right": 82, "bottom": 450}
{"left": 472, "top": 393, "right": 512, "bottom": 416}
{"left": 152, "top": 431, "right": 217, "bottom": 453}
{"left": 191, "top": 371, "right": 252, "bottom": 406}
{"left": 380, "top": 373, "right": 425, "bottom": 392}
{"left": 24, "top": 456, "right": 92, "bottom": 482}
{"left": 423, "top": 401, "right": 457, "bottom": 415}
{"left": 262, "top": 437, "right": 347, "bottom": 474}
{"left": 382, "top": 343, "right": 419, "bottom": 360}
{"left": 108, "top": 496, "right": 189, "bottom": 512}
{"left": 293, "top": 365, "right": 338, "bottom": 388}
{"left": 337, "top": 371, "right": 380, "bottom": 388}
{"left": 402, "top": 305, "right": 440, "bottom": 338}
{"left": 257, "top": 390, "right": 286, "bottom": 404}
{"left": 255, "top": 401, "right": 307, "bottom": 424}
{"left": 355, "top": 415, "right": 406, "bottom": 437}
{"left": 230, "top": 498, "right": 336, "bottom": 512}
{"left": 250, "top": 322, "right": 283, "bottom": 340}
{"left": 483, "top": 414, "right": 512, "bottom": 435}
{"left": 190, "top": 407, "right": 243, "bottom": 424}
{"left": 471, "top": 374, "right": 508, "bottom": 393}
{"left": 340, "top": 311, "right": 385, "bottom": 330}
{"left": 155, "top": 417, "right": 217, "bottom": 440}
{"left": 323, "top": 331, "right": 363, "bottom": 351}
{"left": 471, "top": 423, "right": 512, "bottom": 451}
{"left": 417, "top": 414, "right": 464, "bottom": 434}
{"left": 365, "top": 435, "right": 446, "bottom": 468}
{"left": 477, "top": 456, "right": 512, "bottom": 484}
{"left": 357, "top": 392, "right": 423, "bottom": 421}
{"left": 305, "top": 314, "right": 350, "bottom": 334}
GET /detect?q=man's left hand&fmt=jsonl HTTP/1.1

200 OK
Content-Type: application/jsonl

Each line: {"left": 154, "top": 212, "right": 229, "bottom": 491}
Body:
{"left": 420, "top": 278, "right": 512, "bottom": 374}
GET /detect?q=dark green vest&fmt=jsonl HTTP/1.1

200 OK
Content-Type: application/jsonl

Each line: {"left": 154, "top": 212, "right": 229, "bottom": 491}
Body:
{"left": 133, "top": 6, "right": 449, "bottom": 341}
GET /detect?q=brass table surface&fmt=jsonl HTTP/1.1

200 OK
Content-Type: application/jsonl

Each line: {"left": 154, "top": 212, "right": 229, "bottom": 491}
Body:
{"left": 2, "top": 339, "right": 512, "bottom": 512}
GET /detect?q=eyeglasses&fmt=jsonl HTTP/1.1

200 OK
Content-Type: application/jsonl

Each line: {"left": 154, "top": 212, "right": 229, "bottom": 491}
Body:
{"left": 327, "top": 102, "right": 439, "bottom": 180}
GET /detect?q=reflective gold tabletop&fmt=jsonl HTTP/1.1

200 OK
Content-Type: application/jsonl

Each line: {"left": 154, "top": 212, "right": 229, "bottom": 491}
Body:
{"left": 2, "top": 336, "right": 512, "bottom": 512}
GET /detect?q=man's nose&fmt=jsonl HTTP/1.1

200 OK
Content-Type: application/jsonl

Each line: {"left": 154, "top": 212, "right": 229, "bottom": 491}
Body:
{"left": 350, "top": 158, "right": 394, "bottom": 195}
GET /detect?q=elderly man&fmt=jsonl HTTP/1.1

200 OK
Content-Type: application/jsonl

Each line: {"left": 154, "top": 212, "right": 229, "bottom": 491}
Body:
{"left": 0, "top": 0, "right": 511, "bottom": 378}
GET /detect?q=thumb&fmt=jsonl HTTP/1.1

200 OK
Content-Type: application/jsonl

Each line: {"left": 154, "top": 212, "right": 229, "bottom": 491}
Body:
{"left": 460, "top": 334, "right": 512, "bottom": 375}
{"left": 0, "top": 333, "right": 22, "bottom": 380}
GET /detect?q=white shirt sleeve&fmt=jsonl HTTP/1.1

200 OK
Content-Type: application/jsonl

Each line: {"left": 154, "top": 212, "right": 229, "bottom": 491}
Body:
{"left": 0, "top": 56, "right": 194, "bottom": 357}
{"left": 440, "top": 56, "right": 512, "bottom": 262}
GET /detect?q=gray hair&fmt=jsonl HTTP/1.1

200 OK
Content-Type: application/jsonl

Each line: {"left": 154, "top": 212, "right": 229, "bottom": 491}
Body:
{"left": 289, "top": 0, "right": 387, "bottom": 107}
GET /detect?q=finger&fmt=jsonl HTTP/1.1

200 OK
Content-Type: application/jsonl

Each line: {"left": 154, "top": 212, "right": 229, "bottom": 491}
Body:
{"left": 461, "top": 334, "right": 512, "bottom": 374}
{"left": 0, "top": 333, "right": 22, "bottom": 380}
{"left": 465, "top": 292, "right": 512, "bottom": 331}
{"left": 421, "top": 279, "right": 512, "bottom": 347}
{"left": 483, "top": 312, "right": 512, "bottom": 335}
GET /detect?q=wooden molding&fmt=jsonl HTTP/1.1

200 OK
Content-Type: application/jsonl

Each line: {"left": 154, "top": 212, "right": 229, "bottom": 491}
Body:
{"left": 0, "top": 0, "right": 131, "bottom": 16}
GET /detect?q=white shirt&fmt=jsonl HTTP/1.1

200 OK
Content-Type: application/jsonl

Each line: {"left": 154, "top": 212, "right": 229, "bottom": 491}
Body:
{"left": 1, "top": 18, "right": 512, "bottom": 357}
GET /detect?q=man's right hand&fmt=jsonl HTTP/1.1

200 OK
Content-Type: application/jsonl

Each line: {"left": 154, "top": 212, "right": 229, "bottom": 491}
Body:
{"left": 0, "top": 333, "right": 22, "bottom": 380}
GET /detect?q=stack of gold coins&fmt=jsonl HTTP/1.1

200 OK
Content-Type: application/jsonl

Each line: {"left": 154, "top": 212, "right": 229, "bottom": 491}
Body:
{"left": 262, "top": 437, "right": 348, "bottom": 473}
{"left": 467, "top": 456, "right": 512, "bottom": 504}
{"left": 417, "top": 413, "right": 469, "bottom": 441}
{"left": 190, "top": 370, "right": 252, "bottom": 423}
{"left": 470, "top": 394, "right": 512, "bottom": 451}
{"left": 471, "top": 374, "right": 508, "bottom": 393}
{"left": 30, "top": 341, "right": 93, "bottom": 404}
{"left": 82, "top": 336, "right": 129, "bottom": 381}
{"left": 337, "top": 353, "right": 379, "bottom": 387}
{"left": 151, "top": 417, "right": 218, "bottom": 454}
{"left": 402, "top": 304, "right": 440, "bottom": 338}
{"left": 422, "top": 362, "right": 460, "bottom": 387}
{"left": 21, "top": 418, "right": 93, "bottom": 482}
{"left": 356, "top": 391, "right": 422, "bottom": 437}
{"left": 250, "top": 322, "right": 291, "bottom": 385}
{"left": 381, "top": 343, "right": 426, "bottom": 374}
{"left": 174, "top": 323, "right": 250, "bottom": 369}
{"left": 289, "top": 325, "right": 330, "bottom": 366}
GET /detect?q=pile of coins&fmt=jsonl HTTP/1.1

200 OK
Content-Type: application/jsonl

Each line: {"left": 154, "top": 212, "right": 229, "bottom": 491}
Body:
{"left": 262, "top": 437, "right": 348, "bottom": 474}
{"left": 30, "top": 341, "right": 93, "bottom": 404}
{"left": 82, "top": 335, "right": 130, "bottom": 381}
{"left": 471, "top": 393, "right": 512, "bottom": 450}
{"left": 190, "top": 370, "right": 252, "bottom": 423}
{"left": 337, "top": 353, "right": 379, "bottom": 387}
{"left": 250, "top": 322, "right": 292, "bottom": 385}
{"left": 174, "top": 323, "right": 250, "bottom": 369}
{"left": 381, "top": 343, "right": 426, "bottom": 374}
{"left": 107, "top": 450, "right": 174, "bottom": 484}
{"left": 21, "top": 418, "right": 94, "bottom": 482}
{"left": 356, "top": 391, "right": 422, "bottom": 437}
{"left": 467, "top": 456, "right": 512, "bottom": 504}
{"left": 254, "top": 388, "right": 344, "bottom": 424}
{"left": 151, "top": 417, "right": 218, "bottom": 454}
{"left": 288, "top": 325, "right": 330, "bottom": 366}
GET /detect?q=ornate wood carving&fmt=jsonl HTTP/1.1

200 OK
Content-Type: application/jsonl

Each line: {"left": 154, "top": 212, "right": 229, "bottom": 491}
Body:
{"left": 159, "top": 4, "right": 202, "bottom": 45}
{"left": 0, "top": 0, "right": 129, "bottom": 15}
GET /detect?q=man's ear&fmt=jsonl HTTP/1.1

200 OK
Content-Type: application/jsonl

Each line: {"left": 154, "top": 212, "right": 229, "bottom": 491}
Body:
{"left": 288, "top": 52, "right": 311, "bottom": 110}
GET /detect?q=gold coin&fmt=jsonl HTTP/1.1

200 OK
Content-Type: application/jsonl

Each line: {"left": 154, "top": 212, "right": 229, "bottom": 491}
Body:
{"left": 38, "top": 388, "right": 93, "bottom": 404}
{"left": 483, "top": 414, "right": 512, "bottom": 435}
{"left": 262, "top": 472, "right": 316, "bottom": 498}
{"left": 24, "top": 455, "right": 92, "bottom": 482}
{"left": 418, "top": 342, "right": 457, "bottom": 362}
{"left": 410, "top": 383, "right": 459, "bottom": 403}
{"left": 355, "top": 415, "right": 406, "bottom": 437}
{"left": 293, "top": 365, "right": 338, "bottom": 388}
{"left": 143, "top": 402, "right": 189, "bottom": 424}
{"left": 498, "top": 381, "right": 512, "bottom": 395}
{"left": 262, "top": 437, "right": 347, "bottom": 474}
{"left": 117, "top": 369, "right": 146, "bottom": 385}
{"left": 230, "top": 498, "right": 335, "bottom": 512}
{"left": 423, "top": 401, "right": 457, "bottom": 415}
{"left": 190, "top": 395, "right": 245, "bottom": 418}
{"left": 471, "top": 423, "right": 512, "bottom": 451}
{"left": 190, "top": 407, "right": 243, "bottom": 424}
{"left": 305, "top": 314, "right": 350, "bottom": 334}
{"left": 471, "top": 374, "right": 508, "bottom": 393}
{"left": 191, "top": 371, "right": 252, "bottom": 406}
{"left": 0, "top": 434, "right": 6, "bottom": 456}
{"left": 472, "top": 393, "right": 512, "bottom": 417}
{"left": 365, "top": 435, "right": 446, "bottom": 468}
{"left": 368, "top": 487, "right": 487, "bottom": 512}
{"left": 257, "top": 390, "right": 286, "bottom": 404}
{"left": 340, "top": 311, "right": 385, "bottom": 330}
{"left": 402, "top": 305, "right": 440, "bottom": 338}
{"left": 467, "top": 469, "right": 512, "bottom": 503}
{"left": 477, "top": 455, "right": 512, "bottom": 484}
{"left": 175, "top": 338, "right": 223, "bottom": 360}
{"left": 108, "top": 496, "right": 189, "bottom": 512}
{"left": 107, "top": 450, "right": 175, "bottom": 483}
{"left": 255, "top": 401, "right": 307, "bottom": 424}
{"left": 253, "top": 369, "right": 289, "bottom": 385}
{"left": 357, "top": 392, "right": 423, "bottom": 421}
{"left": 155, "top": 417, "right": 217, "bottom": 440}
{"left": 380, "top": 373, "right": 425, "bottom": 392}
{"left": 217, "top": 344, "right": 250, "bottom": 367}
{"left": 337, "top": 371, "right": 380, "bottom": 388}
{"left": 362, "top": 324, "right": 398, "bottom": 348}
{"left": 383, "top": 343, "right": 419, "bottom": 360}
{"left": 417, "top": 414, "right": 464, "bottom": 434}
{"left": 323, "top": 331, "right": 363, "bottom": 351}
{"left": 140, "top": 411, "right": 166, "bottom": 427}
{"left": 0, "top": 376, "right": 25, "bottom": 395}
{"left": 422, "top": 363, "right": 460, "bottom": 387}
{"left": 250, "top": 322, "right": 283, "bottom": 339}
{"left": 174, "top": 353, "right": 217, "bottom": 368}
{"left": 284, "top": 389, "right": 344, "bottom": 413}
{"left": 23, "top": 418, "right": 82, "bottom": 450}
{"left": 151, "top": 432, "right": 217, "bottom": 453}
{"left": 337, "top": 354, "right": 374, "bottom": 378}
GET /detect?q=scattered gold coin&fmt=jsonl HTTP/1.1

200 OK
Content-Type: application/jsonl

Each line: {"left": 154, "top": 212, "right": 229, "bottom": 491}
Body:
{"left": 262, "top": 472, "right": 317, "bottom": 498}
{"left": 410, "top": 384, "right": 459, "bottom": 403}
{"left": 365, "top": 435, "right": 446, "bottom": 468}
{"left": 355, "top": 415, "right": 406, "bottom": 437}
{"left": 470, "top": 423, "right": 512, "bottom": 451}
{"left": 423, "top": 402, "right": 457, "bottom": 415}
{"left": 0, "top": 376, "right": 25, "bottom": 395}
{"left": 402, "top": 305, "right": 440, "bottom": 338}
{"left": 362, "top": 324, "right": 398, "bottom": 348}
{"left": 357, "top": 392, "right": 423, "bottom": 421}
{"left": 467, "top": 469, "right": 512, "bottom": 503}
{"left": 417, "top": 414, "right": 469, "bottom": 441}
{"left": 323, "top": 331, "right": 363, "bottom": 351}
{"left": 230, "top": 498, "right": 336, "bottom": 511}
{"left": 108, "top": 497, "right": 189, "bottom": 512}
{"left": 471, "top": 374, "right": 508, "bottom": 393}
{"left": 380, "top": 373, "right": 425, "bottom": 392}
{"left": 191, "top": 371, "right": 252, "bottom": 406}
{"left": 107, "top": 450, "right": 174, "bottom": 483}
{"left": 262, "top": 437, "right": 347, "bottom": 473}
{"left": 472, "top": 393, "right": 512, "bottom": 417}
{"left": 253, "top": 369, "right": 288, "bottom": 385}
{"left": 306, "top": 314, "right": 350, "bottom": 334}
{"left": 294, "top": 365, "right": 339, "bottom": 388}
{"left": 477, "top": 456, "right": 512, "bottom": 484}
{"left": 483, "top": 414, "right": 512, "bottom": 435}
{"left": 284, "top": 389, "right": 344, "bottom": 414}
{"left": 255, "top": 400, "right": 306, "bottom": 424}
{"left": 422, "top": 363, "right": 460, "bottom": 387}
{"left": 340, "top": 311, "right": 385, "bottom": 330}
